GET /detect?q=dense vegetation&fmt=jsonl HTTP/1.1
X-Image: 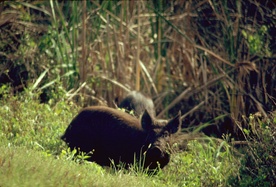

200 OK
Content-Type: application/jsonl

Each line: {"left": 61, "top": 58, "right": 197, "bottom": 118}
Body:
{"left": 0, "top": 1, "right": 275, "bottom": 186}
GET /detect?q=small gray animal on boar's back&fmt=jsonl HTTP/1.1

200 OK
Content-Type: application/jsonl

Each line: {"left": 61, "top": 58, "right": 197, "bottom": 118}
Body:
{"left": 119, "top": 91, "right": 156, "bottom": 117}
{"left": 61, "top": 106, "right": 181, "bottom": 170}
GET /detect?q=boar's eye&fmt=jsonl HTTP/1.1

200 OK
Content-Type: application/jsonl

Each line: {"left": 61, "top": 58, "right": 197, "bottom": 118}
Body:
{"left": 162, "top": 131, "right": 170, "bottom": 138}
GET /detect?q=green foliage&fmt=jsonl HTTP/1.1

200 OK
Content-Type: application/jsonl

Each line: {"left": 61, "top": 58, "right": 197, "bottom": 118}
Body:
{"left": 47, "top": 0, "right": 80, "bottom": 89}
{"left": 108, "top": 154, "right": 159, "bottom": 178}
{"left": 59, "top": 147, "right": 92, "bottom": 164}
{"left": 242, "top": 25, "right": 271, "bottom": 57}
{"left": 161, "top": 138, "right": 240, "bottom": 186}
{"left": 229, "top": 113, "right": 276, "bottom": 186}
{"left": 0, "top": 85, "right": 78, "bottom": 155}
{"left": 117, "top": 107, "right": 136, "bottom": 117}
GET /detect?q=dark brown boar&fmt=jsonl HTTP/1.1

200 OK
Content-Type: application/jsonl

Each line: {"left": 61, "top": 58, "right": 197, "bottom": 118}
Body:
{"left": 119, "top": 91, "right": 156, "bottom": 117}
{"left": 61, "top": 106, "right": 181, "bottom": 169}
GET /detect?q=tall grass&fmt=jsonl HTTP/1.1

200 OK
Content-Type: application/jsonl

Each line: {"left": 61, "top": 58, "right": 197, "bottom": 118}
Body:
{"left": 1, "top": 1, "right": 274, "bottom": 122}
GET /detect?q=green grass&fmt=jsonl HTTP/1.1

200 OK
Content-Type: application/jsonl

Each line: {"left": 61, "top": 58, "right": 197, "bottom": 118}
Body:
{"left": 0, "top": 142, "right": 239, "bottom": 187}
{"left": 1, "top": 86, "right": 274, "bottom": 186}
{"left": 0, "top": 146, "right": 165, "bottom": 187}
{"left": 163, "top": 139, "right": 240, "bottom": 186}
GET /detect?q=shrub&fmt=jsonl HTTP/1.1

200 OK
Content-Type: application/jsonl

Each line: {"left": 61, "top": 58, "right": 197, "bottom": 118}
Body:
{"left": 0, "top": 84, "right": 79, "bottom": 155}
{"left": 161, "top": 137, "right": 241, "bottom": 186}
{"left": 229, "top": 113, "right": 276, "bottom": 186}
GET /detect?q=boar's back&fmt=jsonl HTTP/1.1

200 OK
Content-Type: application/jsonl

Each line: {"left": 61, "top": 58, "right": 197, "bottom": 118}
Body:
{"left": 61, "top": 106, "right": 148, "bottom": 165}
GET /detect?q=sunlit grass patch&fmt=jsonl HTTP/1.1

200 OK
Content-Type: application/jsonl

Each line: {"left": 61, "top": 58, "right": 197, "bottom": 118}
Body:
{"left": 161, "top": 138, "right": 241, "bottom": 186}
{"left": 0, "top": 145, "right": 166, "bottom": 187}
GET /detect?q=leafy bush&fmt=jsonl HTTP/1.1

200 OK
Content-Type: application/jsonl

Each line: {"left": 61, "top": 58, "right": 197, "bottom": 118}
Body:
{"left": 229, "top": 113, "right": 276, "bottom": 186}
{"left": 0, "top": 85, "right": 79, "bottom": 155}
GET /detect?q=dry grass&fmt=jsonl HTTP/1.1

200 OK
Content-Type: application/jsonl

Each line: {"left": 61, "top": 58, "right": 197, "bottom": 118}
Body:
{"left": 0, "top": 0, "right": 275, "bottom": 139}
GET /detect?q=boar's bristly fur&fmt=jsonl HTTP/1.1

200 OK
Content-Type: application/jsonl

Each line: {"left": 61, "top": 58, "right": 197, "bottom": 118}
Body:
{"left": 61, "top": 106, "right": 181, "bottom": 169}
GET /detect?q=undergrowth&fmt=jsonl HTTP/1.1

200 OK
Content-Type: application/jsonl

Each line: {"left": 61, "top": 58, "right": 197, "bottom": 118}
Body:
{"left": 228, "top": 113, "right": 276, "bottom": 186}
{"left": 0, "top": 85, "right": 275, "bottom": 186}
{"left": 0, "top": 86, "right": 77, "bottom": 156}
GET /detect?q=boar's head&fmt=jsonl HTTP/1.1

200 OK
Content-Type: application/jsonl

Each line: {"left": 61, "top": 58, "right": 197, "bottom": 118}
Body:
{"left": 140, "top": 110, "right": 182, "bottom": 169}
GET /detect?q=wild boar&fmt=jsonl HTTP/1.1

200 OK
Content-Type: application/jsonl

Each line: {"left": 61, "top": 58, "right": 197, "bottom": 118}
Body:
{"left": 118, "top": 91, "right": 156, "bottom": 117}
{"left": 61, "top": 106, "right": 181, "bottom": 170}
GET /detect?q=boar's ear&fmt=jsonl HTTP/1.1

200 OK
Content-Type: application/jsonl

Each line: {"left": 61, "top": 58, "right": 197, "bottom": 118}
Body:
{"left": 165, "top": 111, "right": 182, "bottom": 134}
{"left": 141, "top": 109, "right": 155, "bottom": 131}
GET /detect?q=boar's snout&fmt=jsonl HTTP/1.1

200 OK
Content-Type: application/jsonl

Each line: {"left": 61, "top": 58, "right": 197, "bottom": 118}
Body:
{"left": 146, "top": 147, "right": 170, "bottom": 169}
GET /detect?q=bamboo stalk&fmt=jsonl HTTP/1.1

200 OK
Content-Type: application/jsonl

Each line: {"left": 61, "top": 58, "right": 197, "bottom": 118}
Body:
{"left": 135, "top": 1, "right": 141, "bottom": 91}
{"left": 81, "top": 0, "right": 87, "bottom": 85}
